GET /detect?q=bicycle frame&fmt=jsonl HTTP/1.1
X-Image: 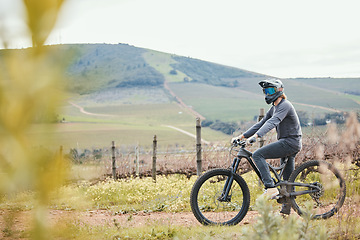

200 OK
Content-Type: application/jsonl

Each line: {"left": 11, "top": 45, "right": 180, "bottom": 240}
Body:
{"left": 218, "top": 144, "right": 321, "bottom": 202}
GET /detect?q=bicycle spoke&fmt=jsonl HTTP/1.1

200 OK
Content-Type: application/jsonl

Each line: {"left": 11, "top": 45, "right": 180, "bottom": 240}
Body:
{"left": 290, "top": 160, "right": 346, "bottom": 219}
{"left": 199, "top": 176, "right": 241, "bottom": 222}
{"left": 190, "top": 169, "right": 250, "bottom": 225}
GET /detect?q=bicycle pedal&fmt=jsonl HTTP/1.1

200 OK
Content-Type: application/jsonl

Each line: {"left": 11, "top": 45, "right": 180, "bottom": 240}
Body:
{"left": 271, "top": 195, "right": 281, "bottom": 200}
{"left": 276, "top": 196, "right": 287, "bottom": 204}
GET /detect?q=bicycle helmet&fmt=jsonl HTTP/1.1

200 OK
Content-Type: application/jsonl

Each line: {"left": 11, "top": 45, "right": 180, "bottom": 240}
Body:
{"left": 259, "top": 78, "right": 284, "bottom": 104}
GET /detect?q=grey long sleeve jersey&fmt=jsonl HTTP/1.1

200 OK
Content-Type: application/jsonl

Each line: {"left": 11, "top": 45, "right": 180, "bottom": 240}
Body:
{"left": 243, "top": 99, "right": 302, "bottom": 151}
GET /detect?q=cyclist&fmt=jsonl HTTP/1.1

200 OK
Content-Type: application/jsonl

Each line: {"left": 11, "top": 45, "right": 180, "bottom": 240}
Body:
{"left": 232, "top": 78, "right": 302, "bottom": 215}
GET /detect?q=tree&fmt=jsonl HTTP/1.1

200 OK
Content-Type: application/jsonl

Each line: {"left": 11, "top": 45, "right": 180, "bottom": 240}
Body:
{"left": 169, "top": 69, "right": 177, "bottom": 75}
{"left": 297, "top": 110, "right": 310, "bottom": 127}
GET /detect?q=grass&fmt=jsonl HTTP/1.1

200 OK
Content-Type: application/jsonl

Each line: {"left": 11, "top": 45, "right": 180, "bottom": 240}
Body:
{"left": 2, "top": 165, "right": 360, "bottom": 239}
{"left": 38, "top": 78, "right": 359, "bottom": 153}
{"left": 290, "top": 78, "right": 360, "bottom": 94}
{"left": 345, "top": 94, "right": 360, "bottom": 104}
{"left": 29, "top": 123, "right": 199, "bottom": 150}
{"left": 282, "top": 79, "right": 359, "bottom": 111}
{"left": 28, "top": 99, "right": 229, "bottom": 150}
{"left": 0, "top": 172, "right": 260, "bottom": 214}
{"left": 143, "top": 50, "right": 191, "bottom": 83}
{"left": 49, "top": 218, "right": 244, "bottom": 240}
{"left": 168, "top": 81, "right": 360, "bottom": 122}
{"left": 168, "top": 82, "right": 266, "bottom": 121}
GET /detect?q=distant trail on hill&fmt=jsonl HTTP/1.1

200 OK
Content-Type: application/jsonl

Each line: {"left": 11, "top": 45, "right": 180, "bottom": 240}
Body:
{"left": 292, "top": 102, "right": 341, "bottom": 113}
{"left": 163, "top": 81, "right": 206, "bottom": 120}
{"left": 69, "top": 101, "right": 117, "bottom": 117}
{"left": 165, "top": 125, "right": 210, "bottom": 145}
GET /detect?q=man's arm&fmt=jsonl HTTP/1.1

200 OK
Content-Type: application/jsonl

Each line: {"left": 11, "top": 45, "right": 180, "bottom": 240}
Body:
{"left": 255, "top": 101, "right": 290, "bottom": 137}
{"left": 243, "top": 107, "right": 273, "bottom": 138}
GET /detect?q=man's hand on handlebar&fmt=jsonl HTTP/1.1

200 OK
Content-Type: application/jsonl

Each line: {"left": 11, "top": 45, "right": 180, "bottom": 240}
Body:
{"left": 246, "top": 134, "right": 258, "bottom": 145}
{"left": 246, "top": 136, "right": 257, "bottom": 144}
{"left": 231, "top": 134, "right": 245, "bottom": 144}
{"left": 231, "top": 134, "right": 259, "bottom": 146}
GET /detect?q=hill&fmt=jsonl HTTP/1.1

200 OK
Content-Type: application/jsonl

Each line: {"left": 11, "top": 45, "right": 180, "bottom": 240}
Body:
{"left": 1, "top": 44, "right": 360, "bottom": 148}
{"left": 35, "top": 43, "right": 267, "bottom": 94}
{"left": 58, "top": 44, "right": 360, "bottom": 114}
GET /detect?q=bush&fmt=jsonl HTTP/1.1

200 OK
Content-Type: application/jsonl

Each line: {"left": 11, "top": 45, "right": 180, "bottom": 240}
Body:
{"left": 169, "top": 69, "right": 177, "bottom": 75}
{"left": 202, "top": 119, "right": 239, "bottom": 135}
{"left": 84, "top": 175, "right": 195, "bottom": 212}
{"left": 242, "top": 196, "right": 327, "bottom": 240}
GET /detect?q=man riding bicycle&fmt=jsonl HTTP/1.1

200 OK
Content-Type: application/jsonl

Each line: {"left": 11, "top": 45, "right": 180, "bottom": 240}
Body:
{"left": 232, "top": 78, "right": 302, "bottom": 215}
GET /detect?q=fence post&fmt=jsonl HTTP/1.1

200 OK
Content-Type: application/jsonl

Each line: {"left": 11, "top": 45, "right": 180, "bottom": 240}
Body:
{"left": 59, "top": 145, "right": 63, "bottom": 160}
{"left": 152, "top": 135, "right": 157, "bottom": 182}
{"left": 196, "top": 118, "right": 202, "bottom": 176}
{"left": 135, "top": 144, "right": 140, "bottom": 177}
{"left": 111, "top": 141, "right": 117, "bottom": 180}
{"left": 258, "top": 108, "right": 265, "bottom": 147}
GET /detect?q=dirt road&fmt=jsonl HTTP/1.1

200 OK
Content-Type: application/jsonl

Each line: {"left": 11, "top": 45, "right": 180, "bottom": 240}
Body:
{"left": 69, "top": 101, "right": 117, "bottom": 117}
{"left": 0, "top": 209, "right": 259, "bottom": 235}
{"left": 164, "top": 125, "right": 210, "bottom": 144}
{"left": 163, "top": 81, "right": 206, "bottom": 120}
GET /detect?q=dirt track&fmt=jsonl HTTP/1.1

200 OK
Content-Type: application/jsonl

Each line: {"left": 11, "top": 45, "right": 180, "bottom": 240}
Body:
{"left": 2, "top": 202, "right": 358, "bottom": 239}
{"left": 0, "top": 209, "right": 259, "bottom": 236}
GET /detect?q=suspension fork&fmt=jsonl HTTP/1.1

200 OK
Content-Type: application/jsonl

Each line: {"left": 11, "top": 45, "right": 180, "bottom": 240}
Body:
{"left": 218, "top": 157, "right": 241, "bottom": 202}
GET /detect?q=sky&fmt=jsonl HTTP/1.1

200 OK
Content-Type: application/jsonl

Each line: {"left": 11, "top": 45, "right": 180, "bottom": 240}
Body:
{"left": 1, "top": 0, "right": 360, "bottom": 78}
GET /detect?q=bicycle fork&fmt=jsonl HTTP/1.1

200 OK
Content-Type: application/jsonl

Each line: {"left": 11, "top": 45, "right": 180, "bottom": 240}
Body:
{"left": 218, "top": 157, "right": 241, "bottom": 202}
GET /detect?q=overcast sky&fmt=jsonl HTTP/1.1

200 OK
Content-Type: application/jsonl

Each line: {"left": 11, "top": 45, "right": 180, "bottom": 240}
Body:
{"left": 1, "top": 0, "right": 360, "bottom": 78}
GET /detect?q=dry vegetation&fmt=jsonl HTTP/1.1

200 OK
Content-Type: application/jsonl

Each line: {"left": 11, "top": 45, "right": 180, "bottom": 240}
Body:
{"left": 88, "top": 112, "right": 359, "bottom": 181}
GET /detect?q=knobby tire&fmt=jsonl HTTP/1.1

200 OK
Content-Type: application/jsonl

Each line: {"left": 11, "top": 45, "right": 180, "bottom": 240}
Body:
{"left": 190, "top": 168, "right": 250, "bottom": 226}
{"left": 288, "top": 160, "right": 346, "bottom": 219}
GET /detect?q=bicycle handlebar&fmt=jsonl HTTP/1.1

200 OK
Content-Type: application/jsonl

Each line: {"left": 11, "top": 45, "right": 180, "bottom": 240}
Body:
{"left": 232, "top": 139, "right": 246, "bottom": 148}
{"left": 232, "top": 136, "right": 256, "bottom": 148}
{"left": 248, "top": 136, "right": 256, "bottom": 144}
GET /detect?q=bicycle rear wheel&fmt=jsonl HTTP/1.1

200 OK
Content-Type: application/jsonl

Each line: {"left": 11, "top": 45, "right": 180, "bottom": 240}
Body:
{"left": 288, "top": 160, "right": 346, "bottom": 219}
{"left": 190, "top": 168, "right": 250, "bottom": 225}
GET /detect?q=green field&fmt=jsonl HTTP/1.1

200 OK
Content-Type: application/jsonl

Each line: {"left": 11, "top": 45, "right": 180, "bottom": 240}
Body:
{"left": 4, "top": 44, "right": 360, "bottom": 152}
{"left": 169, "top": 82, "right": 268, "bottom": 121}
{"left": 13, "top": 44, "right": 358, "bottom": 151}
{"left": 143, "top": 50, "right": 191, "bottom": 83}
{"left": 28, "top": 78, "right": 359, "bottom": 152}
{"left": 169, "top": 81, "right": 360, "bottom": 122}
{"left": 27, "top": 92, "right": 229, "bottom": 151}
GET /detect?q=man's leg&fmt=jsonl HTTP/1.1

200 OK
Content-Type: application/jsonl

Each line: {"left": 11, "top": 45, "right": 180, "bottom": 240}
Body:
{"left": 280, "top": 153, "right": 297, "bottom": 215}
{"left": 281, "top": 153, "right": 296, "bottom": 181}
{"left": 252, "top": 140, "right": 296, "bottom": 188}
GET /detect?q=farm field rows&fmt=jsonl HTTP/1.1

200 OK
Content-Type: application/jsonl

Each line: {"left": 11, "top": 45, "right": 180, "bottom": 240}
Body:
{"left": 27, "top": 79, "right": 360, "bottom": 152}
{"left": 168, "top": 81, "right": 360, "bottom": 122}
{"left": 27, "top": 97, "right": 229, "bottom": 151}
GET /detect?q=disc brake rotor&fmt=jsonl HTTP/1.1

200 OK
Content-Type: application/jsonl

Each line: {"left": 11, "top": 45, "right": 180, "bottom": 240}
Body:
{"left": 309, "top": 182, "right": 324, "bottom": 200}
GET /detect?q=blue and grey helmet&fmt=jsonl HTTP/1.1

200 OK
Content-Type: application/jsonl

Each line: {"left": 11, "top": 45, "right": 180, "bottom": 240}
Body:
{"left": 258, "top": 78, "right": 284, "bottom": 104}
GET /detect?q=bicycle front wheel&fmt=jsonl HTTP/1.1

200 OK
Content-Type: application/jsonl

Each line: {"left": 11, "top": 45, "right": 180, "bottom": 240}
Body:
{"left": 289, "top": 160, "right": 346, "bottom": 219}
{"left": 190, "top": 168, "right": 250, "bottom": 225}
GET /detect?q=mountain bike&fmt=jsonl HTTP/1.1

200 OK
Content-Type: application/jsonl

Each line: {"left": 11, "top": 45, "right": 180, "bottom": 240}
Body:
{"left": 190, "top": 140, "right": 346, "bottom": 225}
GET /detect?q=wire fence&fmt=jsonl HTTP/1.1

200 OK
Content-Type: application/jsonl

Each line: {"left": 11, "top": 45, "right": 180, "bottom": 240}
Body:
{"left": 64, "top": 112, "right": 360, "bottom": 181}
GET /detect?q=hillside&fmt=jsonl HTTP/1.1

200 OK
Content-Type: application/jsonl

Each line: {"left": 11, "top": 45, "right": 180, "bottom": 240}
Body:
{"left": 2, "top": 44, "right": 360, "bottom": 121}
{"left": 42, "top": 43, "right": 266, "bottom": 94}
{"left": 58, "top": 43, "right": 360, "bottom": 124}
{"left": 2, "top": 43, "right": 359, "bottom": 100}
{"left": 1, "top": 43, "right": 360, "bottom": 147}
{"left": 59, "top": 44, "right": 360, "bottom": 112}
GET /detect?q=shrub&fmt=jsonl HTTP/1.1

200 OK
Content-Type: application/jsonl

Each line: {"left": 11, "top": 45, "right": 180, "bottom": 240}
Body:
{"left": 242, "top": 196, "right": 327, "bottom": 240}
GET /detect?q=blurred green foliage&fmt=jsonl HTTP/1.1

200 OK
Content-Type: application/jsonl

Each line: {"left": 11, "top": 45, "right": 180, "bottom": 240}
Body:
{"left": 0, "top": 0, "right": 69, "bottom": 239}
